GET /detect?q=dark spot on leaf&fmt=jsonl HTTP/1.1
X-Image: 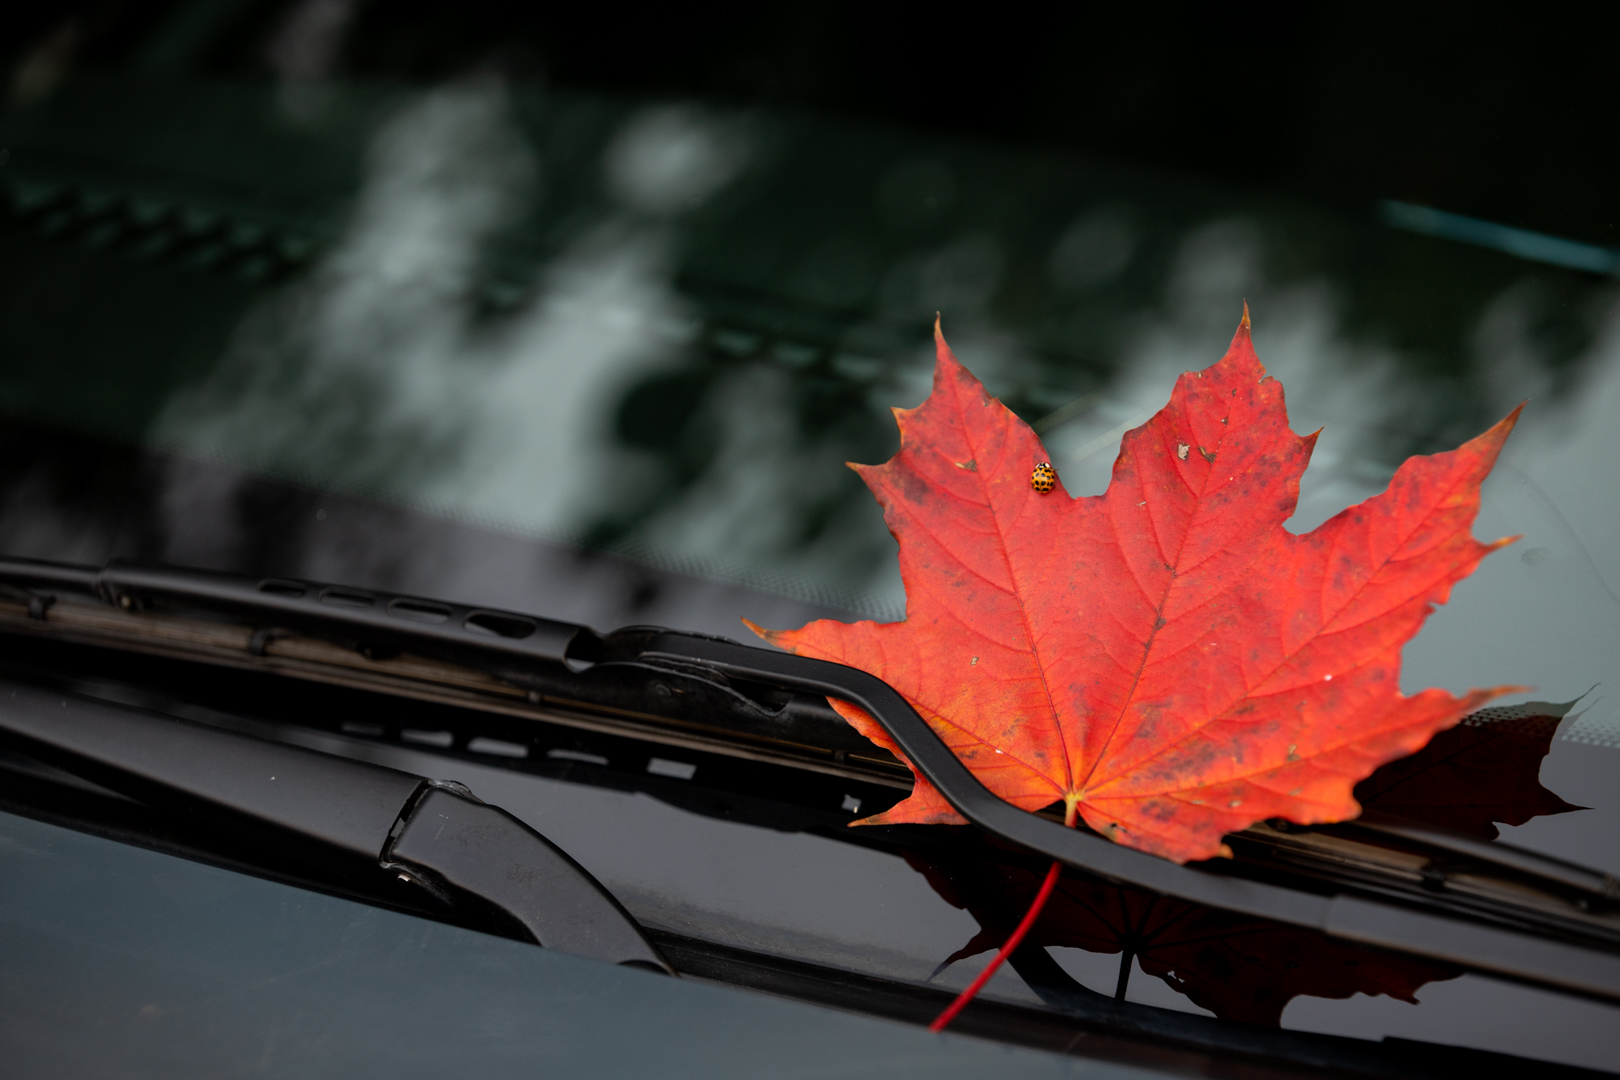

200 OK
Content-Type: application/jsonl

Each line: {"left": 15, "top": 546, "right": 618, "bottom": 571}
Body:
{"left": 956, "top": 459, "right": 977, "bottom": 471}
{"left": 1200, "top": 448, "right": 1216, "bottom": 463}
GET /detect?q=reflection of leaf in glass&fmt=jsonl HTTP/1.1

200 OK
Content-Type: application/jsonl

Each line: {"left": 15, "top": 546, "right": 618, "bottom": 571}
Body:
{"left": 910, "top": 851, "right": 1460, "bottom": 1027}
{"left": 1355, "top": 699, "right": 1587, "bottom": 839}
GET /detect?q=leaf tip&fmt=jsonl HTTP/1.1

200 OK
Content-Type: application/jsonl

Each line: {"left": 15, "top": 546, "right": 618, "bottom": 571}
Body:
{"left": 1220, "top": 303, "right": 1259, "bottom": 372}
{"left": 740, "top": 617, "right": 785, "bottom": 649}
{"left": 1487, "top": 402, "right": 1526, "bottom": 442}
{"left": 933, "top": 315, "right": 960, "bottom": 371}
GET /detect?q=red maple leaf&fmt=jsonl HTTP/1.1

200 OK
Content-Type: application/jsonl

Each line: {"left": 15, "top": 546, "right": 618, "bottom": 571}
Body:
{"left": 750, "top": 311, "right": 1519, "bottom": 865}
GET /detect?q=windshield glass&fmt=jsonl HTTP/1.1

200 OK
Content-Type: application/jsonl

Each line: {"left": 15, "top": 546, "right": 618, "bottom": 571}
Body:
{"left": 0, "top": 807, "right": 1135, "bottom": 1078}
{"left": 1, "top": 6, "right": 1618, "bottom": 1071}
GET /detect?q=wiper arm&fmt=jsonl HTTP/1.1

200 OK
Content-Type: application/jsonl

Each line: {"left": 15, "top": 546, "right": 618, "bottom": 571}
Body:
{"left": 640, "top": 632, "right": 1620, "bottom": 1005}
{"left": 0, "top": 677, "right": 674, "bottom": 975}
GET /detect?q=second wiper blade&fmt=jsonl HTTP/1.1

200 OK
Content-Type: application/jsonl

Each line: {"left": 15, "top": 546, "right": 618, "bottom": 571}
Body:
{"left": 0, "top": 557, "right": 607, "bottom": 672}
{"left": 0, "top": 556, "right": 879, "bottom": 773}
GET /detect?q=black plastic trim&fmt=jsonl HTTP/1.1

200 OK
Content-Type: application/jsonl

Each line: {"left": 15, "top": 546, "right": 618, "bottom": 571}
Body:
{"left": 0, "top": 678, "right": 671, "bottom": 973}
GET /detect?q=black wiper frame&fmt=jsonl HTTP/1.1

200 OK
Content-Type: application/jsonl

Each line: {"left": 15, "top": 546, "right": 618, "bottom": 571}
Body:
{"left": 2, "top": 556, "right": 1618, "bottom": 1004}
{"left": 2, "top": 557, "right": 609, "bottom": 672}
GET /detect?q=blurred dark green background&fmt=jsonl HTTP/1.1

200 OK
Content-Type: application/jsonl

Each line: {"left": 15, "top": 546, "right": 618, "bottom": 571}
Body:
{"left": 9, "top": 3, "right": 1618, "bottom": 245}
{"left": 0, "top": 2, "right": 1615, "bottom": 616}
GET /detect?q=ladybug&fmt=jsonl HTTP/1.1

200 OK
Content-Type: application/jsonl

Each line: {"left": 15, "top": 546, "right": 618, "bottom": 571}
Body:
{"left": 1030, "top": 461, "right": 1056, "bottom": 493}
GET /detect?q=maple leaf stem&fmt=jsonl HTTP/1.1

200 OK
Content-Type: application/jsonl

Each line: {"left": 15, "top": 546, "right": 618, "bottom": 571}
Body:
{"left": 1114, "top": 943, "right": 1136, "bottom": 1001}
{"left": 929, "top": 802, "right": 1079, "bottom": 1033}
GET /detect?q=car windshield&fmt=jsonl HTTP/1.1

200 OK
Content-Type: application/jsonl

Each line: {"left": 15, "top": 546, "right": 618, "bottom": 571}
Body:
{"left": 2, "top": 6, "right": 1618, "bottom": 1074}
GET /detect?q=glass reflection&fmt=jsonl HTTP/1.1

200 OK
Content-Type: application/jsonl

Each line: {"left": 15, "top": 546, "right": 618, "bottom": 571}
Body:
{"left": 0, "top": 70, "right": 1610, "bottom": 621}
{"left": 155, "top": 83, "right": 700, "bottom": 550}
{"left": 1354, "top": 698, "right": 1586, "bottom": 838}
{"left": 912, "top": 848, "right": 1462, "bottom": 1027}
{"left": 912, "top": 696, "right": 1592, "bottom": 1026}
{"left": 2, "top": 58, "right": 1620, "bottom": 1054}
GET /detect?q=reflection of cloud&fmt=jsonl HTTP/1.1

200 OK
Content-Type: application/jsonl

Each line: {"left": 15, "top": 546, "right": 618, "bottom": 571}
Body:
{"left": 1404, "top": 297, "right": 1620, "bottom": 763}
{"left": 1043, "top": 219, "right": 1404, "bottom": 526}
{"left": 1473, "top": 280, "right": 1567, "bottom": 418}
{"left": 153, "top": 90, "right": 742, "bottom": 566}
{"left": 139, "top": 89, "right": 1613, "bottom": 633}
{"left": 618, "top": 363, "right": 904, "bottom": 616}
{"left": 606, "top": 107, "right": 749, "bottom": 215}
{"left": 267, "top": 0, "right": 365, "bottom": 122}
{"left": 157, "top": 83, "right": 538, "bottom": 495}
{"left": 1507, "top": 306, "right": 1620, "bottom": 597}
{"left": 434, "top": 230, "right": 690, "bottom": 531}
{"left": 1048, "top": 206, "right": 1135, "bottom": 294}
{"left": 879, "top": 232, "right": 1006, "bottom": 320}
{"left": 9, "top": 21, "right": 77, "bottom": 108}
{"left": 267, "top": 0, "right": 362, "bottom": 81}
{"left": 1166, "top": 219, "right": 1264, "bottom": 325}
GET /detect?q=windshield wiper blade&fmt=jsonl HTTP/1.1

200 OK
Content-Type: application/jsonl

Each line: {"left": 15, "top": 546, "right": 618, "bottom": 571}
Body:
{"left": 0, "top": 556, "right": 878, "bottom": 772}
{"left": 0, "top": 557, "right": 608, "bottom": 672}
{"left": 0, "top": 677, "right": 674, "bottom": 975}
{"left": 1320, "top": 811, "right": 1620, "bottom": 906}
{"left": 640, "top": 631, "right": 1620, "bottom": 1005}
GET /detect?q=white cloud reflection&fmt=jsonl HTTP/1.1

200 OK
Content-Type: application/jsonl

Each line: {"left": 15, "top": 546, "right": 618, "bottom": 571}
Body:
{"left": 154, "top": 85, "right": 740, "bottom": 573}
{"left": 605, "top": 106, "right": 748, "bottom": 215}
{"left": 144, "top": 91, "right": 1620, "bottom": 634}
{"left": 1041, "top": 218, "right": 1406, "bottom": 531}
